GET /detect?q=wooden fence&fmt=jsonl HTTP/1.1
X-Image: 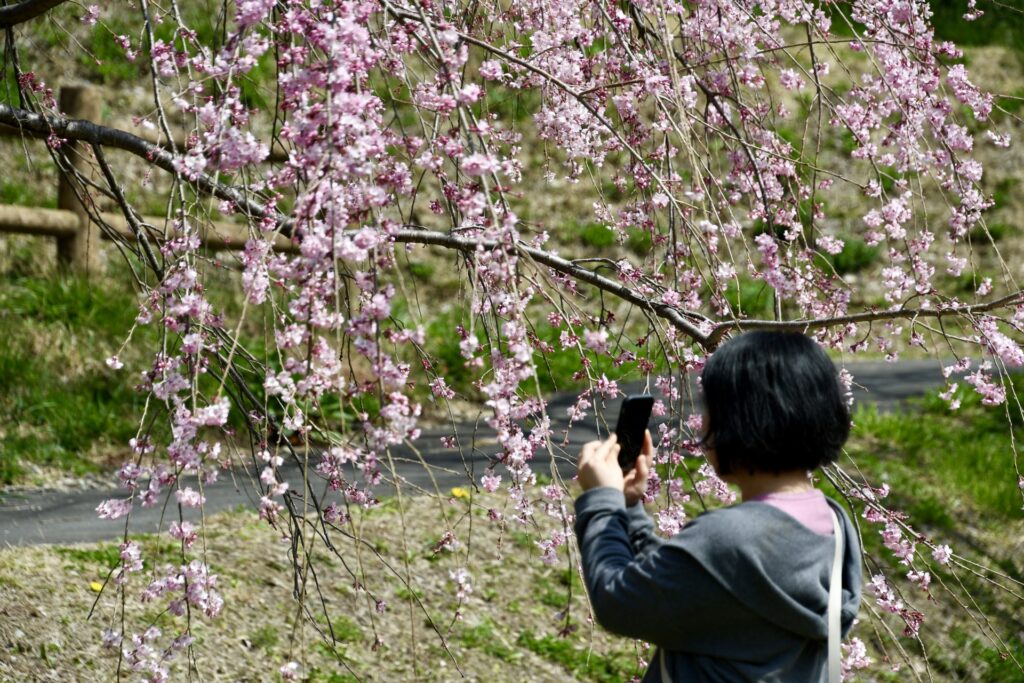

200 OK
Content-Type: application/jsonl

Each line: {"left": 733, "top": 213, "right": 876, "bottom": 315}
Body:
{"left": 0, "top": 85, "right": 293, "bottom": 273}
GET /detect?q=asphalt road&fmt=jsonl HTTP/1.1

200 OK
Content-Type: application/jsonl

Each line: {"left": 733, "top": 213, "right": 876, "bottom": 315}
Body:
{"left": 0, "top": 360, "right": 949, "bottom": 547}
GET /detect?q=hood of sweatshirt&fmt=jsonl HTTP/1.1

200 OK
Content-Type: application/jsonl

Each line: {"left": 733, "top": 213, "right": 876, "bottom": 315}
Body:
{"left": 663, "top": 498, "right": 862, "bottom": 642}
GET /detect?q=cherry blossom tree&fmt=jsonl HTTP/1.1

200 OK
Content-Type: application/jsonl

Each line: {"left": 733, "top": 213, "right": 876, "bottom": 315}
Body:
{"left": 1, "top": 0, "right": 1022, "bottom": 678}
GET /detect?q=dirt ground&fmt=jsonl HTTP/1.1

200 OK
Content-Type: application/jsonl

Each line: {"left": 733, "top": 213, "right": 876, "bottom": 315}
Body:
{"left": 0, "top": 491, "right": 645, "bottom": 682}
{"left": 1, "top": 483, "right": 1021, "bottom": 682}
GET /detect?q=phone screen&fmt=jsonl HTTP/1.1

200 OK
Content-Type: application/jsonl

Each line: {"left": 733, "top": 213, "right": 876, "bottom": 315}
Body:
{"left": 615, "top": 395, "right": 654, "bottom": 471}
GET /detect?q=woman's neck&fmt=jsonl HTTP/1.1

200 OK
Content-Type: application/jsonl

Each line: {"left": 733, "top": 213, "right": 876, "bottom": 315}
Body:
{"left": 728, "top": 469, "right": 814, "bottom": 501}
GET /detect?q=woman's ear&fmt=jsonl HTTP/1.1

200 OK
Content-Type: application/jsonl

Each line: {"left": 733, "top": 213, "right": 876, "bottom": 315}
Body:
{"left": 705, "top": 447, "right": 719, "bottom": 473}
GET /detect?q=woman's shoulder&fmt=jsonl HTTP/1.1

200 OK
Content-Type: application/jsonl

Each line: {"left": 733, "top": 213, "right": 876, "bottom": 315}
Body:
{"left": 666, "top": 499, "right": 850, "bottom": 595}
{"left": 688, "top": 494, "right": 849, "bottom": 524}
{"left": 667, "top": 504, "right": 771, "bottom": 553}
{"left": 683, "top": 499, "right": 795, "bottom": 529}
{"left": 674, "top": 498, "right": 845, "bottom": 549}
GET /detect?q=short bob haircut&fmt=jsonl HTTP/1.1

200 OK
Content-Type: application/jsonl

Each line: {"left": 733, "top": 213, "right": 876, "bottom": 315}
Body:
{"left": 700, "top": 331, "right": 850, "bottom": 476}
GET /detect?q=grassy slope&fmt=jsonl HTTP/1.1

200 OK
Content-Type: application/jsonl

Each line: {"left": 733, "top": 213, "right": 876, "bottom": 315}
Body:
{"left": 838, "top": 386, "right": 1024, "bottom": 681}
{"left": 0, "top": 271, "right": 147, "bottom": 484}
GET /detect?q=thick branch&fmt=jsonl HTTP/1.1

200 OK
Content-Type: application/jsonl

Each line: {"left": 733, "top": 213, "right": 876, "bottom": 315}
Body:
{"left": 0, "top": 102, "right": 274, "bottom": 222}
{"left": 707, "top": 292, "right": 1024, "bottom": 348}
{"left": 389, "top": 229, "right": 713, "bottom": 344}
{"left": 386, "top": 230, "right": 1024, "bottom": 351}
{"left": 0, "top": 0, "right": 67, "bottom": 27}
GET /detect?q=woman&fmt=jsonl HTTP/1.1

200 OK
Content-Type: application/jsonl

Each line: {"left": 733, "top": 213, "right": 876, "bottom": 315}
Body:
{"left": 575, "top": 331, "right": 862, "bottom": 682}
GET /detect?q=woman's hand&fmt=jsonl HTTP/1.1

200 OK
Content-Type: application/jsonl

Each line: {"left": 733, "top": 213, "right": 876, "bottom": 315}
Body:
{"left": 577, "top": 430, "right": 654, "bottom": 506}
{"left": 623, "top": 430, "right": 654, "bottom": 507}
{"left": 577, "top": 435, "right": 624, "bottom": 493}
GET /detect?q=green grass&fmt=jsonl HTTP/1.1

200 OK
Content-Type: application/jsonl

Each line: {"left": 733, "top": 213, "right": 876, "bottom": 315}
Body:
{"left": 306, "top": 670, "right": 360, "bottom": 683}
{"left": 506, "top": 530, "right": 536, "bottom": 552}
{"left": 78, "top": 24, "right": 142, "bottom": 84}
{"left": 846, "top": 375, "right": 1024, "bottom": 530}
{"left": 530, "top": 322, "right": 591, "bottom": 393}
{"left": 54, "top": 544, "right": 121, "bottom": 570}
{"left": 395, "top": 586, "right": 425, "bottom": 602}
{"left": 1, "top": 275, "right": 139, "bottom": 327}
{"left": 997, "top": 88, "right": 1024, "bottom": 115}
{"left": 831, "top": 237, "right": 881, "bottom": 275}
{"left": 814, "top": 236, "right": 881, "bottom": 276}
{"left": 0, "top": 258, "right": 305, "bottom": 485}
{"left": 927, "top": 625, "right": 1024, "bottom": 682}
{"left": 415, "top": 305, "right": 473, "bottom": 395}
{"left": 248, "top": 625, "right": 280, "bottom": 651}
{"left": 0, "top": 275, "right": 154, "bottom": 483}
{"left": 947, "top": 269, "right": 996, "bottom": 295}
{"left": 483, "top": 85, "right": 541, "bottom": 123}
{"left": 576, "top": 222, "right": 616, "bottom": 249}
{"left": 410, "top": 300, "right": 663, "bottom": 396}
{"left": 625, "top": 227, "right": 653, "bottom": 257}
{"left": 969, "top": 221, "right": 1012, "bottom": 244}
{"left": 0, "top": 178, "right": 57, "bottom": 209}
{"left": 989, "top": 177, "right": 1019, "bottom": 210}
{"left": 77, "top": 4, "right": 224, "bottom": 86}
{"left": 515, "top": 630, "right": 638, "bottom": 682}
{"left": 828, "top": 0, "right": 1024, "bottom": 58}
{"left": 535, "top": 567, "right": 584, "bottom": 608}
{"left": 721, "top": 274, "right": 775, "bottom": 318}
{"left": 406, "top": 260, "right": 436, "bottom": 281}
{"left": 930, "top": 0, "right": 1024, "bottom": 57}
{"left": 457, "top": 618, "right": 518, "bottom": 662}
{"left": 818, "top": 381, "right": 1023, "bottom": 682}
{"left": 327, "top": 616, "right": 364, "bottom": 644}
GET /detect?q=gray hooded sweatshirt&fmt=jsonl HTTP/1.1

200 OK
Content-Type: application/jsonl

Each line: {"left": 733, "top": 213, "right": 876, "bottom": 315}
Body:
{"left": 574, "top": 487, "right": 862, "bottom": 682}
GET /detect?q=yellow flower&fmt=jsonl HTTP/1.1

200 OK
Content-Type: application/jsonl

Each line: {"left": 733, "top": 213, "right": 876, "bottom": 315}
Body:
{"left": 450, "top": 487, "right": 470, "bottom": 500}
{"left": 89, "top": 581, "right": 103, "bottom": 593}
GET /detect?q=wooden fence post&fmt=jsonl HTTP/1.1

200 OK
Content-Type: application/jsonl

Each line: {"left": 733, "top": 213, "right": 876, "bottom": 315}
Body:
{"left": 56, "top": 85, "right": 102, "bottom": 274}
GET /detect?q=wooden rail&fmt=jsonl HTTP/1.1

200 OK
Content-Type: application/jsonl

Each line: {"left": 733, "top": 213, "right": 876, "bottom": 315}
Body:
{"left": 0, "top": 85, "right": 294, "bottom": 271}
{"left": 0, "top": 204, "right": 295, "bottom": 252}
{"left": 0, "top": 205, "right": 79, "bottom": 237}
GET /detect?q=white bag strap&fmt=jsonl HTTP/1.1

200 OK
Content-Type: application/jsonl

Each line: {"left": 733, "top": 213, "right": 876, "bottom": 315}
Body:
{"left": 660, "top": 647, "right": 671, "bottom": 683}
{"left": 828, "top": 508, "right": 845, "bottom": 683}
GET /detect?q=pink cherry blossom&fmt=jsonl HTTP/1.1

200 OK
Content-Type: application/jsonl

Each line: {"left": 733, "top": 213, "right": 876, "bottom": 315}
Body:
{"left": 481, "top": 473, "right": 501, "bottom": 493}
{"left": 81, "top": 4, "right": 99, "bottom": 25}
{"left": 97, "top": 497, "right": 132, "bottom": 520}
{"left": 932, "top": 544, "right": 953, "bottom": 565}
{"left": 461, "top": 153, "right": 499, "bottom": 176}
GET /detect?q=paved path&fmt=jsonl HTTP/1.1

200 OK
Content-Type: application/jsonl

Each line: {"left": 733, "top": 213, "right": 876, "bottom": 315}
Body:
{"left": 0, "top": 360, "right": 949, "bottom": 547}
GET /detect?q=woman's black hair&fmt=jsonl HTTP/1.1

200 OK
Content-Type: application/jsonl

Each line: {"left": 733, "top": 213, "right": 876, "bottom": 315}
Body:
{"left": 700, "top": 331, "right": 850, "bottom": 475}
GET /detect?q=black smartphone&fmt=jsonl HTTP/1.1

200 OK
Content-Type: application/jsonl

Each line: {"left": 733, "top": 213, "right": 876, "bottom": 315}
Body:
{"left": 615, "top": 395, "right": 654, "bottom": 471}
